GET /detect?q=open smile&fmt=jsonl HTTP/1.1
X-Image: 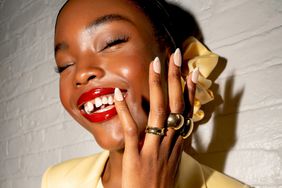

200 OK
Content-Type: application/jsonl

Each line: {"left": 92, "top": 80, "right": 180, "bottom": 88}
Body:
{"left": 77, "top": 88, "right": 127, "bottom": 123}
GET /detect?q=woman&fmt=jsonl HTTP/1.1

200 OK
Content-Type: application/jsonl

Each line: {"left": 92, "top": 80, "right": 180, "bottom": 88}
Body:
{"left": 42, "top": 0, "right": 249, "bottom": 187}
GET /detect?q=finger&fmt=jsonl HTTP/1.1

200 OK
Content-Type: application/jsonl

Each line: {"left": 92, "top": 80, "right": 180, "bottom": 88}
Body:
{"left": 161, "top": 48, "right": 184, "bottom": 158}
{"left": 143, "top": 57, "right": 166, "bottom": 153}
{"left": 114, "top": 88, "right": 139, "bottom": 157}
{"left": 159, "top": 127, "right": 176, "bottom": 161}
{"left": 183, "top": 68, "right": 199, "bottom": 117}
{"left": 168, "top": 48, "right": 184, "bottom": 113}
{"left": 168, "top": 136, "right": 184, "bottom": 175}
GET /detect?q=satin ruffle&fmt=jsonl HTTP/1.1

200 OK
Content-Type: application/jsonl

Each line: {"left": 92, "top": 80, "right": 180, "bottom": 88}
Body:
{"left": 182, "top": 37, "right": 219, "bottom": 122}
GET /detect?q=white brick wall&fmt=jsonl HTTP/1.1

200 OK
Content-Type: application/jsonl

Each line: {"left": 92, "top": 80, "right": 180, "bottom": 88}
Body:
{"left": 0, "top": 0, "right": 281, "bottom": 187}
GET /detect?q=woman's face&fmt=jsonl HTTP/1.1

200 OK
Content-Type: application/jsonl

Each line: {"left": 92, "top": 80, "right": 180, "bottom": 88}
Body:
{"left": 55, "top": 0, "right": 166, "bottom": 150}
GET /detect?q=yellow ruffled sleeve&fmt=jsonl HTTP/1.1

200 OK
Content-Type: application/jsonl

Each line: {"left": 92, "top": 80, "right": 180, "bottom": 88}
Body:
{"left": 182, "top": 37, "right": 219, "bottom": 122}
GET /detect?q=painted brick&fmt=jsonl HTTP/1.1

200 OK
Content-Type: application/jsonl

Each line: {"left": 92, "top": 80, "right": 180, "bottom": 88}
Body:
{"left": 12, "top": 177, "right": 41, "bottom": 188}
{"left": 9, "top": 1, "right": 48, "bottom": 33}
{"left": 0, "top": 42, "right": 48, "bottom": 88}
{"left": 4, "top": 81, "right": 59, "bottom": 120}
{"left": 7, "top": 136, "right": 26, "bottom": 158}
{"left": 194, "top": 150, "right": 281, "bottom": 185}
{"left": 215, "top": 64, "right": 282, "bottom": 115}
{"left": 0, "top": 118, "right": 21, "bottom": 141}
{"left": 3, "top": 157, "right": 20, "bottom": 177}
{"left": 0, "top": 37, "right": 20, "bottom": 61}
{"left": 0, "top": 20, "right": 9, "bottom": 43}
{"left": 27, "top": 150, "right": 62, "bottom": 175}
{"left": 0, "top": 61, "right": 58, "bottom": 103}
{"left": 61, "top": 140, "right": 102, "bottom": 162}
{"left": 0, "top": 179, "right": 12, "bottom": 188}
{"left": 214, "top": 26, "right": 282, "bottom": 78}
{"left": 0, "top": 141, "right": 6, "bottom": 161}
{"left": 42, "top": 121, "right": 92, "bottom": 151}
{"left": 22, "top": 103, "right": 63, "bottom": 131}
{"left": 1, "top": 0, "right": 282, "bottom": 188}
{"left": 193, "top": 105, "right": 282, "bottom": 154}
{"left": 0, "top": 0, "right": 21, "bottom": 23}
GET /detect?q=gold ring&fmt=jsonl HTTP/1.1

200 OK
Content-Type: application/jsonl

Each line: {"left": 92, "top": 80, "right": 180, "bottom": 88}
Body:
{"left": 167, "top": 113, "right": 185, "bottom": 130}
{"left": 179, "top": 118, "right": 194, "bottom": 139}
{"left": 145, "top": 126, "right": 166, "bottom": 136}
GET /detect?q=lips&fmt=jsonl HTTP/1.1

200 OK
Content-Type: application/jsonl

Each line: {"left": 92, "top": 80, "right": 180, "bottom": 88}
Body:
{"left": 77, "top": 88, "right": 126, "bottom": 123}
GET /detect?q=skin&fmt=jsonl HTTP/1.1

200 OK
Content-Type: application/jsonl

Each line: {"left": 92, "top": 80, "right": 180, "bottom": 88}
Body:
{"left": 55, "top": 0, "right": 195, "bottom": 187}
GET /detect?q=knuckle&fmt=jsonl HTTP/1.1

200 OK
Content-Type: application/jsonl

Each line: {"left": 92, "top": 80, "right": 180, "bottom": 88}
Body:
{"left": 187, "top": 82, "right": 196, "bottom": 93}
{"left": 171, "top": 101, "right": 184, "bottom": 112}
{"left": 169, "top": 69, "right": 181, "bottom": 80}
{"left": 124, "top": 126, "right": 138, "bottom": 137}
{"left": 150, "top": 76, "right": 161, "bottom": 86}
{"left": 144, "top": 154, "right": 158, "bottom": 166}
{"left": 151, "top": 108, "right": 166, "bottom": 118}
{"left": 116, "top": 103, "right": 128, "bottom": 112}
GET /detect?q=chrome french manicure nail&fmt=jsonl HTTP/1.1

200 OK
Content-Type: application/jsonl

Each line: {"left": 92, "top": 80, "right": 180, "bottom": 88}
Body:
{"left": 173, "top": 48, "right": 182, "bottom": 67}
{"left": 153, "top": 57, "right": 161, "bottom": 74}
{"left": 114, "top": 88, "right": 124, "bottom": 102}
{"left": 192, "top": 67, "right": 199, "bottom": 84}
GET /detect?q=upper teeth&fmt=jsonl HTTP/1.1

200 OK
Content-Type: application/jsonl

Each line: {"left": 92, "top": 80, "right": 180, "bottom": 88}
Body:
{"left": 102, "top": 96, "right": 108, "bottom": 104}
{"left": 94, "top": 97, "right": 103, "bottom": 108}
{"left": 108, "top": 95, "right": 113, "bottom": 105}
{"left": 83, "top": 94, "right": 115, "bottom": 114}
{"left": 84, "top": 101, "right": 94, "bottom": 114}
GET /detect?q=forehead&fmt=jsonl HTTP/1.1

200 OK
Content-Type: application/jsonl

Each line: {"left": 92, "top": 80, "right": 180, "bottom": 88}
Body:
{"left": 55, "top": 0, "right": 153, "bottom": 40}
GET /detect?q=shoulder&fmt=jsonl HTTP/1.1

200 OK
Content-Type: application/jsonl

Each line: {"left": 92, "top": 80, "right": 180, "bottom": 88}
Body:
{"left": 41, "top": 151, "right": 109, "bottom": 188}
{"left": 200, "top": 164, "right": 250, "bottom": 188}
{"left": 177, "top": 152, "right": 250, "bottom": 188}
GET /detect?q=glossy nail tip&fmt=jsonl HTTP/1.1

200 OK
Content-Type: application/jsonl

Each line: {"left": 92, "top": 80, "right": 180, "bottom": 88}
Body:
{"left": 114, "top": 88, "right": 124, "bottom": 102}
{"left": 173, "top": 48, "right": 182, "bottom": 67}
{"left": 153, "top": 57, "right": 161, "bottom": 74}
{"left": 192, "top": 67, "right": 199, "bottom": 84}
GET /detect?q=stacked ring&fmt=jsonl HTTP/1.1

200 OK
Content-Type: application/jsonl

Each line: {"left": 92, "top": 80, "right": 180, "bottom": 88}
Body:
{"left": 167, "top": 113, "right": 184, "bottom": 130}
{"left": 167, "top": 113, "right": 194, "bottom": 139}
{"left": 145, "top": 126, "right": 166, "bottom": 136}
{"left": 179, "top": 118, "right": 194, "bottom": 139}
{"left": 145, "top": 113, "right": 194, "bottom": 139}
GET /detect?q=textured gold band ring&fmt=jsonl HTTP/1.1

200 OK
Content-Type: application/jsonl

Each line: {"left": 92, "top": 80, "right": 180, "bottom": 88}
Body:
{"left": 145, "top": 126, "right": 166, "bottom": 136}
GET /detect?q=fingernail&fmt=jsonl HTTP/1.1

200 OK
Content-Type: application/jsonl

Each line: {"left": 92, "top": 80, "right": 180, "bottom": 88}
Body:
{"left": 114, "top": 88, "right": 124, "bottom": 102}
{"left": 173, "top": 48, "right": 182, "bottom": 67}
{"left": 153, "top": 57, "right": 161, "bottom": 74}
{"left": 192, "top": 67, "right": 199, "bottom": 84}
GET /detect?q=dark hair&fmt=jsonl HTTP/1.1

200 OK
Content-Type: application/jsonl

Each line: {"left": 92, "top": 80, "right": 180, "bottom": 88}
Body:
{"left": 129, "top": 0, "right": 176, "bottom": 51}
{"left": 129, "top": 0, "right": 202, "bottom": 51}
{"left": 56, "top": 0, "right": 202, "bottom": 52}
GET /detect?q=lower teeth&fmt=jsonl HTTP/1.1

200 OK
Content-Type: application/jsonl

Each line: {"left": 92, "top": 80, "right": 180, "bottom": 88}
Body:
{"left": 85, "top": 104, "right": 114, "bottom": 114}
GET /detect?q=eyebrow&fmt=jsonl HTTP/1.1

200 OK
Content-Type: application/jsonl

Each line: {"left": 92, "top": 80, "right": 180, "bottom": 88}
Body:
{"left": 55, "top": 14, "right": 133, "bottom": 55}
{"left": 55, "top": 43, "right": 69, "bottom": 55}
{"left": 86, "top": 14, "right": 134, "bottom": 30}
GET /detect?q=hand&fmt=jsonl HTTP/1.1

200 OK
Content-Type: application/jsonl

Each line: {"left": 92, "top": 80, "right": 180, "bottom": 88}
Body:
{"left": 114, "top": 49, "right": 197, "bottom": 188}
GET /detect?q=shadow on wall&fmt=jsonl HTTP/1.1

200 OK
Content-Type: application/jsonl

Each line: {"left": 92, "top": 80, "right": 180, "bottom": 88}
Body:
{"left": 192, "top": 58, "right": 245, "bottom": 172}
{"left": 168, "top": 1, "right": 245, "bottom": 174}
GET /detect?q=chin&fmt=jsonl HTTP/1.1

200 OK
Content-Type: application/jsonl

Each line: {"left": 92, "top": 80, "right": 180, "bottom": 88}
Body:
{"left": 95, "top": 135, "right": 125, "bottom": 151}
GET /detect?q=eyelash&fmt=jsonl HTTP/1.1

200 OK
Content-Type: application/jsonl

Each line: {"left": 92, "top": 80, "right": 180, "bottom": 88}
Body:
{"left": 54, "top": 63, "right": 73, "bottom": 74}
{"left": 101, "top": 35, "right": 129, "bottom": 51}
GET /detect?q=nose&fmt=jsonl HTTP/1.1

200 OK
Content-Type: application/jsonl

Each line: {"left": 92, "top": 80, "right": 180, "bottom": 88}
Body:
{"left": 74, "top": 65, "right": 104, "bottom": 87}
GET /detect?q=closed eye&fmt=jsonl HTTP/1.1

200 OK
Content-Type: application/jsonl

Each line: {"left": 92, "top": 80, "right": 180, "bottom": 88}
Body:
{"left": 100, "top": 36, "right": 129, "bottom": 52}
{"left": 54, "top": 63, "right": 74, "bottom": 74}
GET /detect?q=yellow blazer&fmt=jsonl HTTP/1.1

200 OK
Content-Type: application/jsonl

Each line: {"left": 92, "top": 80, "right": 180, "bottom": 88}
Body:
{"left": 41, "top": 151, "right": 249, "bottom": 188}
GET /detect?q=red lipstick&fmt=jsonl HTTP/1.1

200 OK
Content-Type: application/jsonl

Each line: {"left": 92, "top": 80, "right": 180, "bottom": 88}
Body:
{"left": 77, "top": 88, "right": 126, "bottom": 123}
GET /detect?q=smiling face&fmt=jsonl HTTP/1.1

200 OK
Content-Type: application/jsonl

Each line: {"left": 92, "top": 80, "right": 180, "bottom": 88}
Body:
{"left": 55, "top": 0, "right": 168, "bottom": 150}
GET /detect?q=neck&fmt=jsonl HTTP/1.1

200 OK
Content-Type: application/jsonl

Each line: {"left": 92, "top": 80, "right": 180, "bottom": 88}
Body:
{"left": 102, "top": 149, "right": 124, "bottom": 188}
